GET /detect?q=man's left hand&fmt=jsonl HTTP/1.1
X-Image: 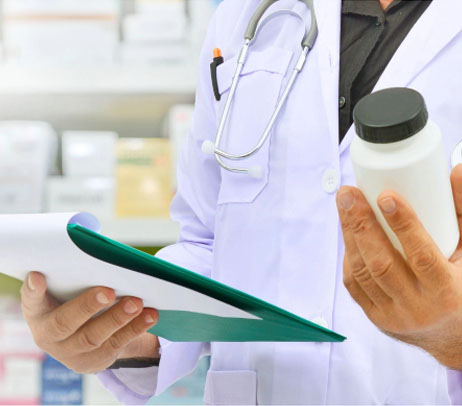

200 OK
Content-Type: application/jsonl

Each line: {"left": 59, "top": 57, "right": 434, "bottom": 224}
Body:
{"left": 337, "top": 165, "right": 462, "bottom": 370}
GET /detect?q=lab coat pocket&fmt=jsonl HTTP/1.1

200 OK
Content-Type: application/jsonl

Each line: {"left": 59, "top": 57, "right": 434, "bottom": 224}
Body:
{"left": 214, "top": 46, "right": 294, "bottom": 204}
{"left": 204, "top": 369, "right": 257, "bottom": 405}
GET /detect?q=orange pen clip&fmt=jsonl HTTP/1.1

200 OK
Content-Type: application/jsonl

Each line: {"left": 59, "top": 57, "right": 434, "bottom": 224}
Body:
{"left": 213, "top": 48, "right": 223, "bottom": 59}
{"left": 211, "top": 48, "right": 224, "bottom": 101}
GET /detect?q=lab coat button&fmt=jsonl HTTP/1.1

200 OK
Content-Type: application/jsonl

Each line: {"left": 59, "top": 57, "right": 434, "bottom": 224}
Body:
{"left": 312, "top": 317, "right": 329, "bottom": 329}
{"left": 322, "top": 169, "right": 340, "bottom": 194}
{"left": 339, "top": 96, "right": 346, "bottom": 109}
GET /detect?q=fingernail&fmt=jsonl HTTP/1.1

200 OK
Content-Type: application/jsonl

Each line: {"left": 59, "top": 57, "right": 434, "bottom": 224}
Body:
{"left": 124, "top": 300, "right": 138, "bottom": 314}
{"left": 338, "top": 192, "right": 354, "bottom": 211}
{"left": 379, "top": 197, "right": 397, "bottom": 214}
{"left": 27, "top": 275, "right": 35, "bottom": 291}
{"left": 96, "top": 291, "right": 110, "bottom": 305}
{"left": 145, "top": 314, "right": 155, "bottom": 324}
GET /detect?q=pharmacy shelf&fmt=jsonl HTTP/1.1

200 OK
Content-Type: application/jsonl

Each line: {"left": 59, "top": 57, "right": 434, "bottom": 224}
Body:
{"left": 0, "top": 65, "right": 198, "bottom": 94}
{"left": 100, "top": 218, "right": 180, "bottom": 247}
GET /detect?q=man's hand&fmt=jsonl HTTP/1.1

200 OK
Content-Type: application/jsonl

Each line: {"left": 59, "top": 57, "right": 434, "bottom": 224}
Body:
{"left": 21, "top": 272, "right": 160, "bottom": 374}
{"left": 337, "top": 164, "right": 462, "bottom": 370}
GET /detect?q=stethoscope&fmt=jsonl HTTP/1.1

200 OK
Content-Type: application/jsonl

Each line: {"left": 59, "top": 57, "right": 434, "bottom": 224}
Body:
{"left": 201, "top": 0, "right": 318, "bottom": 178}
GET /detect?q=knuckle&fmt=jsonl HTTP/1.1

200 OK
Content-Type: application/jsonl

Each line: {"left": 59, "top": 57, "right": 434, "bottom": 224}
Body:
{"left": 351, "top": 264, "right": 372, "bottom": 284}
{"left": 340, "top": 217, "right": 350, "bottom": 232}
{"left": 110, "top": 309, "right": 127, "bottom": 328}
{"left": 350, "top": 216, "right": 372, "bottom": 235}
{"left": 78, "top": 296, "right": 98, "bottom": 316}
{"left": 127, "top": 319, "right": 144, "bottom": 337}
{"left": 349, "top": 256, "right": 365, "bottom": 273}
{"left": 368, "top": 255, "right": 394, "bottom": 279}
{"left": 78, "top": 331, "right": 100, "bottom": 351}
{"left": 49, "top": 312, "right": 73, "bottom": 338}
{"left": 391, "top": 217, "right": 415, "bottom": 235}
{"left": 411, "top": 246, "right": 439, "bottom": 273}
{"left": 107, "top": 334, "right": 125, "bottom": 353}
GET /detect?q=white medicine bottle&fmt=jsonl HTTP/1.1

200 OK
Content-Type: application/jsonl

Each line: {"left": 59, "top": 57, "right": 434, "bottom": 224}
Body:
{"left": 350, "top": 87, "right": 459, "bottom": 258}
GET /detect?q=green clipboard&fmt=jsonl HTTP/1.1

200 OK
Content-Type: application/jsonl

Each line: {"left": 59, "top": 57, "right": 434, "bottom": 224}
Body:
{"left": 67, "top": 223, "right": 346, "bottom": 343}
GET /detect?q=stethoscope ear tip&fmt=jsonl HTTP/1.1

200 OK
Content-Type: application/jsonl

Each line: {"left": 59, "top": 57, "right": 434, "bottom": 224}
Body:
{"left": 248, "top": 165, "right": 263, "bottom": 179}
{"left": 201, "top": 140, "right": 216, "bottom": 155}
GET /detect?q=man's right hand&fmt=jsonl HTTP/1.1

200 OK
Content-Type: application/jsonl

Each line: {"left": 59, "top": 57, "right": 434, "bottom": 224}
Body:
{"left": 21, "top": 271, "right": 160, "bottom": 374}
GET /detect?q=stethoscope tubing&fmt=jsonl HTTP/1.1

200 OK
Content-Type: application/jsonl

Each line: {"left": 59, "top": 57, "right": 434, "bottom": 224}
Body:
{"left": 204, "top": 0, "right": 318, "bottom": 177}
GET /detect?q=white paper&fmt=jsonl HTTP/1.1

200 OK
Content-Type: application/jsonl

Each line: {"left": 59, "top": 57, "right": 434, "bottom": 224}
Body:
{"left": 0, "top": 213, "right": 258, "bottom": 320}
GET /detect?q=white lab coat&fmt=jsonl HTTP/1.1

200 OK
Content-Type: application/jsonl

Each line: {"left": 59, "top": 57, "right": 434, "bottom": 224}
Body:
{"left": 100, "top": 0, "right": 462, "bottom": 404}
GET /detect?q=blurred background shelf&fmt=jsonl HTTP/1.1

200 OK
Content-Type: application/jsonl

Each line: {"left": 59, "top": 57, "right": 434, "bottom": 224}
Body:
{"left": 0, "top": 65, "right": 198, "bottom": 94}
{"left": 101, "top": 218, "right": 180, "bottom": 246}
{"left": 0, "top": 0, "right": 220, "bottom": 404}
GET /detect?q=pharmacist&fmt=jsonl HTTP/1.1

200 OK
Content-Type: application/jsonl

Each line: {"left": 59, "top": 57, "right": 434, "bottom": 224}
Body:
{"left": 20, "top": 0, "right": 462, "bottom": 404}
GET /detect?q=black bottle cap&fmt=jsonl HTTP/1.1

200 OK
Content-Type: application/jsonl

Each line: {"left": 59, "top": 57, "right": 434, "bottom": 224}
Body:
{"left": 353, "top": 88, "right": 429, "bottom": 144}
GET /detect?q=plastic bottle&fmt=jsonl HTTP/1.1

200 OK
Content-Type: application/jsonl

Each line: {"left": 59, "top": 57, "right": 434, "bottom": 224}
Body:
{"left": 350, "top": 87, "right": 459, "bottom": 258}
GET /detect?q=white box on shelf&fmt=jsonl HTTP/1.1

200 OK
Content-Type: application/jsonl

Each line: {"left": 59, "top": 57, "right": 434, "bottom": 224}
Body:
{"left": 123, "top": 13, "right": 187, "bottom": 43}
{"left": 0, "top": 304, "right": 43, "bottom": 405}
{"left": 62, "top": 131, "right": 118, "bottom": 177}
{"left": 120, "top": 42, "right": 187, "bottom": 64}
{"left": 3, "top": 0, "right": 120, "bottom": 15}
{"left": 3, "top": 19, "right": 118, "bottom": 66}
{"left": 0, "top": 356, "right": 42, "bottom": 403}
{"left": 167, "top": 104, "right": 194, "bottom": 188}
{"left": 135, "top": 0, "right": 185, "bottom": 15}
{"left": 0, "top": 121, "right": 57, "bottom": 214}
{"left": 0, "top": 121, "right": 58, "bottom": 174}
{"left": 46, "top": 177, "right": 115, "bottom": 220}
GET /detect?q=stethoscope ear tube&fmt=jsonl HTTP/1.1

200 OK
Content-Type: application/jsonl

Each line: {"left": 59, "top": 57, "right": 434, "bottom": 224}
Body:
{"left": 244, "top": 0, "right": 279, "bottom": 41}
{"left": 302, "top": 0, "right": 318, "bottom": 49}
{"left": 245, "top": 0, "right": 318, "bottom": 49}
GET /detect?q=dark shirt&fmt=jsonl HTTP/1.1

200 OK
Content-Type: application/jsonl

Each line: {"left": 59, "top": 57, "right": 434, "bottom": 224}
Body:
{"left": 339, "top": 0, "right": 432, "bottom": 142}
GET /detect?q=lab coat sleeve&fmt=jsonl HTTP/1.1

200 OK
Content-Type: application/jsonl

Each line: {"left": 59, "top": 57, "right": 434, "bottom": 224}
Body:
{"left": 97, "top": 5, "right": 222, "bottom": 405}
{"left": 447, "top": 369, "right": 462, "bottom": 405}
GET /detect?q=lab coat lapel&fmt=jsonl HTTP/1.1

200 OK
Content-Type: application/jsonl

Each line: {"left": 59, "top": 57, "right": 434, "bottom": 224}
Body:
{"left": 314, "top": 0, "right": 342, "bottom": 152}
{"left": 339, "top": 0, "right": 462, "bottom": 155}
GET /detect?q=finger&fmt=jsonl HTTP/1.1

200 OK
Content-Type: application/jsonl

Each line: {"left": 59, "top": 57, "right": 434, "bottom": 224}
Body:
{"left": 62, "top": 297, "right": 145, "bottom": 353}
{"left": 343, "top": 257, "right": 375, "bottom": 315}
{"left": 43, "top": 287, "right": 116, "bottom": 342}
{"left": 21, "top": 272, "right": 59, "bottom": 320}
{"left": 337, "top": 189, "right": 392, "bottom": 307}
{"left": 98, "top": 309, "right": 159, "bottom": 360}
{"left": 451, "top": 164, "right": 462, "bottom": 236}
{"left": 67, "top": 328, "right": 160, "bottom": 375}
{"left": 377, "top": 190, "right": 448, "bottom": 286}
{"left": 338, "top": 187, "right": 417, "bottom": 302}
{"left": 118, "top": 332, "right": 160, "bottom": 359}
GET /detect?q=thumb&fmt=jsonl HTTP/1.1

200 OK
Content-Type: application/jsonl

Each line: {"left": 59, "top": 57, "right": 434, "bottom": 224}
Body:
{"left": 450, "top": 164, "right": 462, "bottom": 236}
{"left": 21, "top": 272, "right": 59, "bottom": 320}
